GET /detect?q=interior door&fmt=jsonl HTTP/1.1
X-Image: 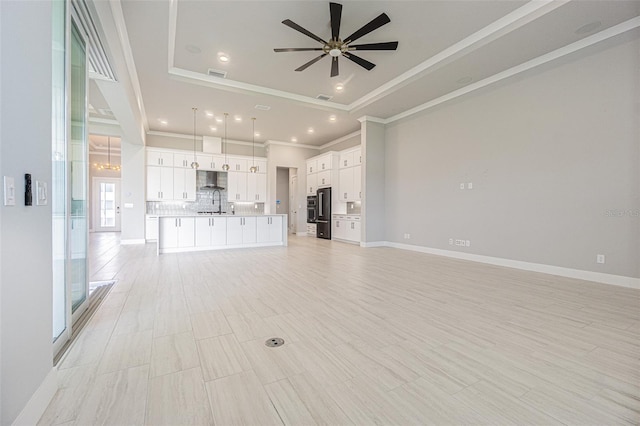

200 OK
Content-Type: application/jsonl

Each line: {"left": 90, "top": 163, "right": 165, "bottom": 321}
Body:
{"left": 93, "top": 177, "right": 121, "bottom": 232}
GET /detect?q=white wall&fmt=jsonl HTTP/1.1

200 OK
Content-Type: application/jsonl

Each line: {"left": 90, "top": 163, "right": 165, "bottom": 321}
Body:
{"left": 121, "top": 139, "right": 145, "bottom": 242}
{"left": 319, "top": 134, "right": 360, "bottom": 154}
{"left": 0, "top": 1, "right": 55, "bottom": 423}
{"left": 384, "top": 36, "right": 640, "bottom": 279}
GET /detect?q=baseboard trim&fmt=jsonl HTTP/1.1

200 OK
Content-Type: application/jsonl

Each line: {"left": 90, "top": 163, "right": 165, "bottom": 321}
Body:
{"left": 120, "top": 239, "right": 146, "bottom": 245}
{"left": 385, "top": 242, "right": 640, "bottom": 289}
{"left": 12, "top": 368, "right": 57, "bottom": 426}
{"left": 360, "top": 241, "right": 386, "bottom": 248}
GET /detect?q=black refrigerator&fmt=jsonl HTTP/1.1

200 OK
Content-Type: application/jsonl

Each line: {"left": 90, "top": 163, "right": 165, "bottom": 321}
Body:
{"left": 316, "top": 187, "right": 331, "bottom": 239}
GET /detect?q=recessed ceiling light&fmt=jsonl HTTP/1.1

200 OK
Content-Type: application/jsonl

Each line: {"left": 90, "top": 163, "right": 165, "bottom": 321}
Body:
{"left": 158, "top": 119, "right": 168, "bottom": 125}
{"left": 210, "top": 126, "right": 217, "bottom": 132}
{"left": 254, "top": 132, "right": 260, "bottom": 137}
{"left": 335, "top": 84, "right": 344, "bottom": 92}
{"left": 575, "top": 21, "right": 601, "bottom": 35}
{"left": 218, "top": 53, "right": 230, "bottom": 63}
{"left": 205, "top": 111, "right": 214, "bottom": 118}
{"left": 215, "top": 117, "right": 223, "bottom": 123}
{"left": 291, "top": 137, "right": 297, "bottom": 143}
{"left": 185, "top": 44, "right": 201, "bottom": 54}
{"left": 329, "top": 115, "right": 337, "bottom": 122}
{"left": 456, "top": 76, "right": 473, "bottom": 85}
{"left": 234, "top": 116, "right": 242, "bottom": 122}
{"left": 307, "top": 128, "right": 314, "bottom": 134}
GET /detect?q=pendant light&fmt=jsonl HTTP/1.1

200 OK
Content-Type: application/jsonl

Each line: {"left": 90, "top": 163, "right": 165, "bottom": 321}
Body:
{"left": 94, "top": 136, "right": 121, "bottom": 171}
{"left": 190, "top": 107, "right": 199, "bottom": 169}
{"left": 249, "top": 117, "right": 257, "bottom": 173}
{"left": 222, "top": 113, "right": 230, "bottom": 171}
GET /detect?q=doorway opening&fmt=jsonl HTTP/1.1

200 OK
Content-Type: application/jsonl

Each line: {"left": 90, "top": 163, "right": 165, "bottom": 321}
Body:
{"left": 276, "top": 167, "right": 298, "bottom": 234}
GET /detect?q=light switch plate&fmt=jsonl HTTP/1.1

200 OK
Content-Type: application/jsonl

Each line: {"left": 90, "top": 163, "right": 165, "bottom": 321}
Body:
{"left": 4, "top": 176, "right": 15, "bottom": 206}
{"left": 36, "top": 181, "right": 47, "bottom": 205}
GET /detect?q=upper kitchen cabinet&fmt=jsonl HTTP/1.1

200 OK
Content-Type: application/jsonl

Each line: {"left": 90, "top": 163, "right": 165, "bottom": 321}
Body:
{"left": 317, "top": 153, "right": 332, "bottom": 171}
{"left": 196, "top": 154, "right": 225, "bottom": 171}
{"left": 228, "top": 157, "right": 247, "bottom": 172}
{"left": 147, "top": 166, "right": 174, "bottom": 201}
{"left": 306, "top": 159, "right": 318, "bottom": 175}
{"left": 173, "top": 152, "right": 192, "bottom": 168}
{"left": 248, "top": 159, "right": 267, "bottom": 173}
{"left": 147, "top": 149, "right": 173, "bottom": 167}
{"left": 340, "top": 147, "right": 361, "bottom": 168}
{"left": 173, "top": 168, "right": 196, "bottom": 201}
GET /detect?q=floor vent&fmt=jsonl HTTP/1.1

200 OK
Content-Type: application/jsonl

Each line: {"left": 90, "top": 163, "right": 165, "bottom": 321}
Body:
{"left": 316, "top": 94, "right": 333, "bottom": 101}
{"left": 207, "top": 68, "right": 228, "bottom": 79}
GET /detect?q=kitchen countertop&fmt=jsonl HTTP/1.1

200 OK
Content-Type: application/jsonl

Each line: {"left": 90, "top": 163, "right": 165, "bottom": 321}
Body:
{"left": 154, "top": 213, "right": 287, "bottom": 218}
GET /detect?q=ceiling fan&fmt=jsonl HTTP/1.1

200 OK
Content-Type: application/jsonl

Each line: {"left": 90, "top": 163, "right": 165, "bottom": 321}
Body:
{"left": 274, "top": 2, "right": 398, "bottom": 78}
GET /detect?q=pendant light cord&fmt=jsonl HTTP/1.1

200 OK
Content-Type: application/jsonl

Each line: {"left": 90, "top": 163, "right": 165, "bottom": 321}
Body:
{"left": 193, "top": 107, "right": 197, "bottom": 162}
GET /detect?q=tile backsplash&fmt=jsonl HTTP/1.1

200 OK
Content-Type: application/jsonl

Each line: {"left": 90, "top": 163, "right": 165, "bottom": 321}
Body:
{"left": 146, "top": 171, "right": 264, "bottom": 215}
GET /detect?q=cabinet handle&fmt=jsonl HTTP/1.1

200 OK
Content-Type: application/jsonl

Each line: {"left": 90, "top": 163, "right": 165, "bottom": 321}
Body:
{"left": 359, "top": 191, "right": 361, "bottom": 198}
{"left": 344, "top": 193, "right": 347, "bottom": 199}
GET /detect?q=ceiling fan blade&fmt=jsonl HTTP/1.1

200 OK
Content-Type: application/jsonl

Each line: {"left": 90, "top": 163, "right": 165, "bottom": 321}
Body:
{"left": 343, "top": 13, "right": 391, "bottom": 44}
{"left": 295, "top": 53, "right": 328, "bottom": 72}
{"left": 343, "top": 52, "right": 376, "bottom": 71}
{"left": 349, "top": 41, "right": 398, "bottom": 51}
{"left": 330, "top": 56, "right": 339, "bottom": 77}
{"left": 274, "top": 48, "right": 324, "bottom": 52}
{"left": 330, "top": 2, "right": 342, "bottom": 41}
{"left": 282, "top": 19, "right": 327, "bottom": 45}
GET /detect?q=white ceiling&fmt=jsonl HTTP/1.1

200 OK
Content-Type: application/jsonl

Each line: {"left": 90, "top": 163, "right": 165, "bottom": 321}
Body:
{"left": 105, "top": 0, "right": 640, "bottom": 147}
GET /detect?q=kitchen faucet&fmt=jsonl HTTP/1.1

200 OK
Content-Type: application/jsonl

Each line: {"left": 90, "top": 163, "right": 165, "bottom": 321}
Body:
{"left": 212, "top": 189, "right": 222, "bottom": 214}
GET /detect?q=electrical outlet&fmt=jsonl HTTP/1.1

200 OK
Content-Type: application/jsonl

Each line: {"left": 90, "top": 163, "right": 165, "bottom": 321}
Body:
{"left": 596, "top": 254, "right": 605, "bottom": 264}
{"left": 460, "top": 183, "right": 465, "bottom": 190}
{"left": 449, "top": 239, "right": 453, "bottom": 245}
{"left": 467, "top": 182, "right": 473, "bottom": 189}
{"left": 406, "top": 234, "right": 410, "bottom": 239}
{"left": 466, "top": 240, "right": 471, "bottom": 247}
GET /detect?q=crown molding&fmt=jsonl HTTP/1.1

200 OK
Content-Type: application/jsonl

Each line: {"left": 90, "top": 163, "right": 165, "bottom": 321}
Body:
{"left": 264, "top": 140, "right": 320, "bottom": 150}
{"left": 357, "top": 116, "right": 386, "bottom": 124}
{"left": 318, "top": 130, "right": 361, "bottom": 150}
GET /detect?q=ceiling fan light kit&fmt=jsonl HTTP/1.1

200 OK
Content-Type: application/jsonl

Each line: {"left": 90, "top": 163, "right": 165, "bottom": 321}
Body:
{"left": 274, "top": 2, "right": 398, "bottom": 77}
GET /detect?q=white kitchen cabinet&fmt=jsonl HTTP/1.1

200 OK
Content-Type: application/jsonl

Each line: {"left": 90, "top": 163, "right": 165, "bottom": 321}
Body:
{"left": 355, "top": 148, "right": 362, "bottom": 165}
{"left": 317, "top": 153, "right": 332, "bottom": 171}
{"left": 195, "top": 216, "right": 227, "bottom": 247}
{"left": 147, "top": 166, "right": 174, "bottom": 201}
{"left": 332, "top": 215, "right": 360, "bottom": 243}
{"left": 227, "top": 171, "right": 248, "bottom": 201}
{"left": 257, "top": 216, "right": 282, "bottom": 243}
{"left": 147, "top": 150, "right": 172, "bottom": 167}
{"left": 340, "top": 151, "right": 354, "bottom": 169}
{"left": 338, "top": 165, "right": 361, "bottom": 201}
{"left": 306, "top": 173, "right": 317, "bottom": 196}
{"left": 146, "top": 215, "right": 158, "bottom": 241}
{"left": 332, "top": 216, "right": 347, "bottom": 240}
{"left": 306, "top": 223, "right": 317, "bottom": 236}
{"left": 317, "top": 170, "right": 331, "bottom": 188}
{"left": 173, "top": 152, "right": 192, "bottom": 168}
{"left": 353, "top": 165, "right": 362, "bottom": 200}
{"left": 195, "top": 154, "right": 225, "bottom": 171}
{"left": 345, "top": 217, "right": 361, "bottom": 242}
{"left": 173, "top": 168, "right": 196, "bottom": 201}
{"left": 228, "top": 157, "right": 247, "bottom": 172}
{"left": 159, "top": 217, "right": 195, "bottom": 249}
{"left": 248, "top": 159, "right": 267, "bottom": 173}
{"left": 247, "top": 172, "right": 267, "bottom": 202}
{"left": 226, "top": 216, "right": 257, "bottom": 245}
{"left": 306, "top": 159, "right": 318, "bottom": 174}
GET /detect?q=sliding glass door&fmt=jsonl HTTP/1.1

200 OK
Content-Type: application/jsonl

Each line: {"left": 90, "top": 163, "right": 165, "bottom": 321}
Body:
{"left": 52, "top": 7, "right": 89, "bottom": 356}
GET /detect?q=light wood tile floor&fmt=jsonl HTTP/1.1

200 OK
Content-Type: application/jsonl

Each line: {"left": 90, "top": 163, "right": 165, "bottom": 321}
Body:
{"left": 40, "top": 233, "right": 640, "bottom": 425}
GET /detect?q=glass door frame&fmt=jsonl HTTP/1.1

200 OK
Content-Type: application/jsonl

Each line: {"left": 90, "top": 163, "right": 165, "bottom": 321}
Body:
{"left": 92, "top": 177, "right": 121, "bottom": 232}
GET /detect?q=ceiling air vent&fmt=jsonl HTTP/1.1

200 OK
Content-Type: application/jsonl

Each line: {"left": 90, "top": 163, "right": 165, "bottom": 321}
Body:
{"left": 316, "top": 94, "right": 332, "bottom": 101}
{"left": 254, "top": 104, "right": 271, "bottom": 111}
{"left": 207, "top": 68, "right": 228, "bottom": 79}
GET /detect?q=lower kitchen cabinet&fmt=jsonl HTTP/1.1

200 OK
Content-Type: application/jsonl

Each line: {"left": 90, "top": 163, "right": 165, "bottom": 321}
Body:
{"left": 257, "top": 216, "right": 283, "bottom": 243}
{"left": 159, "top": 217, "right": 195, "bottom": 249}
{"left": 332, "top": 215, "right": 360, "bottom": 243}
{"left": 195, "top": 216, "right": 227, "bottom": 247}
{"left": 226, "top": 216, "right": 257, "bottom": 245}
{"left": 146, "top": 215, "right": 158, "bottom": 241}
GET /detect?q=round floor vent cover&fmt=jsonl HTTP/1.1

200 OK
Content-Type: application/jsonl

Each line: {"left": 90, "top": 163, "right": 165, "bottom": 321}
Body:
{"left": 265, "top": 337, "right": 284, "bottom": 347}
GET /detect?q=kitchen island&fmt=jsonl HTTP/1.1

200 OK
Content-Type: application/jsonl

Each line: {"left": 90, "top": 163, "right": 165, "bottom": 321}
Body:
{"left": 156, "top": 214, "right": 287, "bottom": 254}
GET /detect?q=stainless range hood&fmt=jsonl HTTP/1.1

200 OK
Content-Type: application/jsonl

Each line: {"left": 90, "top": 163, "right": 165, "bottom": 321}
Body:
{"left": 198, "top": 170, "right": 225, "bottom": 190}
